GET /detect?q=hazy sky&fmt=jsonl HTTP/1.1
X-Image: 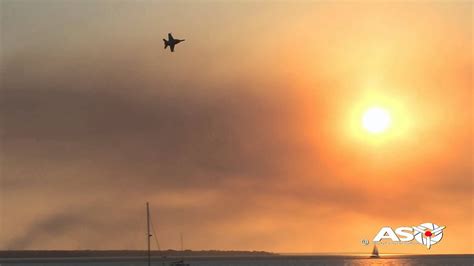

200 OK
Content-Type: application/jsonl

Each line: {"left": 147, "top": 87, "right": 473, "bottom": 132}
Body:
{"left": 1, "top": 0, "right": 472, "bottom": 254}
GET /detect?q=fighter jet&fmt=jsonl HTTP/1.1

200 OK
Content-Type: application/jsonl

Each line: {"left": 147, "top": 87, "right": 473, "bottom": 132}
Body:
{"left": 163, "top": 33, "right": 185, "bottom": 52}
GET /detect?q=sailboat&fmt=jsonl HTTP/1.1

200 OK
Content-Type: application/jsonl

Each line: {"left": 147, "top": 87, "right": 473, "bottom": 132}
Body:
{"left": 370, "top": 244, "right": 379, "bottom": 258}
{"left": 146, "top": 202, "right": 190, "bottom": 266}
{"left": 170, "top": 232, "right": 190, "bottom": 266}
{"left": 170, "top": 233, "right": 190, "bottom": 266}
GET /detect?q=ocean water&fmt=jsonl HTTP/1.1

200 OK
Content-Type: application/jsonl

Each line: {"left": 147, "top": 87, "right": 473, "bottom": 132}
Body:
{"left": 1, "top": 255, "right": 472, "bottom": 266}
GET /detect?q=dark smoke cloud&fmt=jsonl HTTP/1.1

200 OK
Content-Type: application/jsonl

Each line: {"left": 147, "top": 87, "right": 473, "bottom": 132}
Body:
{"left": 1, "top": 47, "right": 347, "bottom": 249}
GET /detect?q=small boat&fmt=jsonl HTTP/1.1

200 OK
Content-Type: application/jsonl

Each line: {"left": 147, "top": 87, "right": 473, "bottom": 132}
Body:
{"left": 370, "top": 244, "right": 379, "bottom": 258}
{"left": 146, "top": 203, "right": 191, "bottom": 266}
{"left": 170, "top": 260, "right": 190, "bottom": 266}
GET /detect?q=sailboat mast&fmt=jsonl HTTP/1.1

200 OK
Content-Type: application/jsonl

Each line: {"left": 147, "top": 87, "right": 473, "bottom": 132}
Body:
{"left": 147, "top": 202, "right": 151, "bottom": 266}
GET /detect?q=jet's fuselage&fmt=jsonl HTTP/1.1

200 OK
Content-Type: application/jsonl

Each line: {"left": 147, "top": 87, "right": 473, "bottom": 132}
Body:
{"left": 163, "top": 33, "right": 184, "bottom": 52}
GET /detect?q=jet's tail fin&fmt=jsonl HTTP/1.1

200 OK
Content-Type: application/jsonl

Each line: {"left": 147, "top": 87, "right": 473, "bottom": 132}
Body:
{"left": 163, "top": 39, "right": 169, "bottom": 49}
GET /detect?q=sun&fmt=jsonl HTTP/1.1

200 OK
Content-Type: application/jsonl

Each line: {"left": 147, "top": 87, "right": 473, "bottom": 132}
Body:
{"left": 362, "top": 107, "right": 391, "bottom": 134}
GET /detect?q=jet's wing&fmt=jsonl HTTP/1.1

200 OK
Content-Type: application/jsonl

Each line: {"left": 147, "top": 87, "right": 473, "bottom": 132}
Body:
{"left": 170, "top": 44, "right": 175, "bottom": 52}
{"left": 168, "top": 33, "right": 174, "bottom": 41}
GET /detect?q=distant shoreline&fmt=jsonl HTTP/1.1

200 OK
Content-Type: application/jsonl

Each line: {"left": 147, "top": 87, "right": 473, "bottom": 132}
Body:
{"left": 0, "top": 250, "right": 276, "bottom": 259}
{"left": 1, "top": 250, "right": 472, "bottom": 259}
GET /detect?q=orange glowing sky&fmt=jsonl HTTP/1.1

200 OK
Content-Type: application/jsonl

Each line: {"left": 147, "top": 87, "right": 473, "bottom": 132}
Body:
{"left": 1, "top": 1, "right": 472, "bottom": 254}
